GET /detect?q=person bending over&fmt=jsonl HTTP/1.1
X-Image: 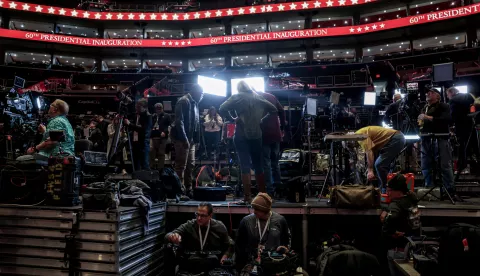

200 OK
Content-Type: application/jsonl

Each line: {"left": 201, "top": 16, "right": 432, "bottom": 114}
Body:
{"left": 25, "top": 99, "right": 75, "bottom": 160}
{"left": 380, "top": 174, "right": 420, "bottom": 276}
{"left": 165, "top": 202, "right": 232, "bottom": 274}
{"left": 235, "top": 193, "right": 291, "bottom": 272}
{"left": 355, "top": 126, "right": 406, "bottom": 189}
{"left": 219, "top": 81, "right": 277, "bottom": 203}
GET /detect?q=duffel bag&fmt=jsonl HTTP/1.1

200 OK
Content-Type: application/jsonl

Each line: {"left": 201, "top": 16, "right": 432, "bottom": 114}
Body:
{"left": 330, "top": 184, "right": 380, "bottom": 209}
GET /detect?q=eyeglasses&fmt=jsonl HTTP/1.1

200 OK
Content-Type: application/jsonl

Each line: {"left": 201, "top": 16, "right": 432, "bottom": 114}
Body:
{"left": 195, "top": 212, "right": 210, "bottom": 218}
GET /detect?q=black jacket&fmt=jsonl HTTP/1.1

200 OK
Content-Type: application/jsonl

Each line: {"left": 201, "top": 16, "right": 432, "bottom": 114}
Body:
{"left": 384, "top": 100, "right": 402, "bottom": 130}
{"left": 173, "top": 94, "right": 200, "bottom": 143}
{"left": 382, "top": 193, "right": 420, "bottom": 249}
{"left": 235, "top": 212, "right": 291, "bottom": 270}
{"left": 128, "top": 111, "right": 152, "bottom": 144}
{"left": 449, "top": 93, "right": 474, "bottom": 137}
{"left": 421, "top": 102, "right": 451, "bottom": 134}
{"left": 317, "top": 245, "right": 381, "bottom": 276}
{"left": 164, "top": 219, "right": 231, "bottom": 254}
{"left": 151, "top": 112, "right": 172, "bottom": 139}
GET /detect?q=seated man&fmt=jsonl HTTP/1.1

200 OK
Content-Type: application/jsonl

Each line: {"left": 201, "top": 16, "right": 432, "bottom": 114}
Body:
{"left": 235, "top": 193, "right": 291, "bottom": 273}
{"left": 380, "top": 174, "right": 420, "bottom": 276}
{"left": 20, "top": 99, "right": 75, "bottom": 161}
{"left": 355, "top": 126, "right": 406, "bottom": 189}
{"left": 165, "top": 202, "right": 232, "bottom": 274}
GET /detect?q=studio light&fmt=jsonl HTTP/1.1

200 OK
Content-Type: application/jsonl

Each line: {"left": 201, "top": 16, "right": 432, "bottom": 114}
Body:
{"left": 198, "top": 75, "right": 227, "bottom": 97}
{"left": 454, "top": 85, "right": 468, "bottom": 94}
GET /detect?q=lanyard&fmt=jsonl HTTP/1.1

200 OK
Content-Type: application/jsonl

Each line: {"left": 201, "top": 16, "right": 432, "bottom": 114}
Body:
{"left": 257, "top": 212, "right": 272, "bottom": 243}
{"left": 198, "top": 221, "right": 210, "bottom": 251}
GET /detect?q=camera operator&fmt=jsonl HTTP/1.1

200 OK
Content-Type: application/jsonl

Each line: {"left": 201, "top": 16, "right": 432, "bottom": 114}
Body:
{"left": 165, "top": 202, "right": 233, "bottom": 274}
{"left": 417, "top": 88, "right": 455, "bottom": 195}
{"left": 94, "top": 115, "right": 110, "bottom": 149}
{"left": 446, "top": 87, "right": 477, "bottom": 173}
{"left": 384, "top": 94, "right": 403, "bottom": 130}
{"left": 88, "top": 120, "right": 105, "bottom": 152}
{"left": 123, "top": 98, "right": 152, "bottom": 171}
{"left": 150, "top": 103, "right": 171, "bottom": 170}
{"left": 24, "top": 99, "right": 75, "bottom": 160}
{"left": 235, "top": 193, "right": 291, "bottom": 273}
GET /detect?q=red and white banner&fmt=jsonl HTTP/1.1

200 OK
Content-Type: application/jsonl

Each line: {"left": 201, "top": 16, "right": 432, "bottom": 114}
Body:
{"left": 0, "top": 3, "right": 478, "bottom": 47}
{"left": 0, "top": 0, "right": 375, "bottom": 21}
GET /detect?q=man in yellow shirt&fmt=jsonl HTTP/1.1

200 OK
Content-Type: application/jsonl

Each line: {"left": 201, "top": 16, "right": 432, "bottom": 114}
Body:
{"left": 355, "top": 126, "right": 405, "bottom": 189}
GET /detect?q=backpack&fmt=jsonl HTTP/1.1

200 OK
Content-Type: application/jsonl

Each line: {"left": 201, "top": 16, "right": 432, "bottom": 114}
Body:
{"left": 160, "top": 167, "right": 183, "bottom": 201}
{"left": 195, "top": 165, "right": 216, "bottom": 187}
{"left": 438, "top": 223, "right": 480, "bottom": 276}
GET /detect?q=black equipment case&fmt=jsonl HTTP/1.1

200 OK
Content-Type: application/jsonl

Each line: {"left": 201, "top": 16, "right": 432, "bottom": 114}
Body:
{"left": 46, "top": 156, "right": 81, "bottom": 206}
{"left": 193, "top": 187, "right": 227, "bottom": 201}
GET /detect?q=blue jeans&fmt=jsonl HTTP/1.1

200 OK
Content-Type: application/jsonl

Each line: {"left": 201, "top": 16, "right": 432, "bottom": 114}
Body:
{"left": 263, "top": 142, "right": 281, "bottom": 195}
{"left": 375, "top": 133, "right": 406, "bottom": 189}
{"left": 421, "top": 138, "right": 454, "bottom": 191}
{"left": 234, "top": 135, "right": 263, "bottom": 174}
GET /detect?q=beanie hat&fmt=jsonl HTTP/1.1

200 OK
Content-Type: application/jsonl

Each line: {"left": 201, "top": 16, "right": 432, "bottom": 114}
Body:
{"left": 387, "top": 174, "right": 408, "bottom": 193}
{"left": 251, "top": 193, "right": 272, "bottom": 212}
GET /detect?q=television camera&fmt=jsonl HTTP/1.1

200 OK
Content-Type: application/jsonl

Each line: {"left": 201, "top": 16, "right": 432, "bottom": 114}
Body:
{"left": 0, "top": 80, "right": 47, "bottom": 158}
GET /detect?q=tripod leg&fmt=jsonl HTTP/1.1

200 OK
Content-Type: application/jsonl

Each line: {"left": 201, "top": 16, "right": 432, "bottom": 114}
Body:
{"left": 318, "top": 167, "right": 332, "bottom": 200}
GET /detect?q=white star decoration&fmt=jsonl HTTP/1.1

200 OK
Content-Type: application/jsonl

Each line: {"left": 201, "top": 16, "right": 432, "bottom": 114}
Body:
{"left": 48, "top": 7, "right": 55, "bottom": 14}
{"left": 326, "top": 0, "right": 334, "bottom": 6}
{"left": 372, "top": 24, "right": 377, "bottom": 29}
{"left": 216, "top": 10, "right": 222, "bottom": 16}
{"left": 357, "top": 27, "right": 362, "bottom": 32}
{"left": 35, "top": 5, "right": 42, "bottom": 12}
{"left": 227, "top": 9, "right": 233, "bottom": 15}
{"left": 289, "top": 3, "right": 297, "bottom": 10}
{"left": 278, "top": 4, "right": 285, "bottom": 11}
{"left": 0, "top": 1, "right": 3, "bottom": 7}
{"left": 314, "top": 1, "right": 321, "bottom": 7}
{"left": 139, "top": 13, "right": 146, "bottom": 20}
{"left": 172, "top": 14, "right": 179, "bottom": 20}
{"left": 168, "top": 41, "right": 173, "bottom": 46}
{"left": 71, "top": 10, "right": 78, "bottom": 17}
{"left": 364, "top": 26, "right": 370, "bottom": 31}
{"left": 351, "top": 0, "right": 359, "bottom": 4}
{"left": 238, "top": 8, "right": 244, "bottom": 14}
{"left": 194, "top": 12, "right": 200, "bottom": 19}
{"left": 162, "top": 41, "right": 166, "bottom": 46}
{"left": 161, "top": 13, "right": 168, "bottom": 20}
{"left": 181, "top": 41, "right": 185, "bottom": 45}
{"left": 150, "top": 13, "right": 157, "bottom": 20}
{"left": 95, "top": 13, "right": 101, "bottom": 19}
{"left": 183, "top": 13, "right": 189, "bottom": 20}
{"left": 380, "top": 23, "right": 385, "bottom": 28}
{"left": 339, "top": 0, "right": 346, "bottom": 5}
{"left": 261, "top": 6, "right": 266, "bottom": 12}
{"left": 128, "top": 13, "right": 134, "bottom": 19}
{"left": 117, "top": 13, "right": 123, "bottom": 19}
{"left": 58, "top": 8, "right": 66, "bottom": 15}
{"left": 205, "top": 11, "right": 211, "bottom": 17}
{"left": 175, "top": 41, "right": 179, "bottom": 46}
{"left": 188, "top": 41, "right": 192, "bottom": 45}
{"left": 302, "top": 2, "right": 309, "bottom": 9}
{"left": 83, "top": 11, "right": 90, "bottom": 18}
{"left": 106, "top": 13, "right": 112, "bottom": 19}
{"left": 22, "top": 3, "right": 29, "bottom": 10}
{"left": 249, "top": 7, "right": 256, "bottom": 13}
{"left": 9, "top": 2, "right": 17, "bottom": 9}
{"left": 350, "top": 28, "right": 354, "bottom": 33}
{"left": 266, "top": 5, "right": 273, "bottom": 12}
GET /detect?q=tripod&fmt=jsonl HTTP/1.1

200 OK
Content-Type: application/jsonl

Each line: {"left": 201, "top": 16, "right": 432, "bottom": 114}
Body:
{"left": 417, "top": 133, "right": 455, "bottom": 205}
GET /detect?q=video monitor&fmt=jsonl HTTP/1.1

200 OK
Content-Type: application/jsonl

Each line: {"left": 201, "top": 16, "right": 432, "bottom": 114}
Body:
{"left": 197, "top": 75, "right": 227, "bottom": 97}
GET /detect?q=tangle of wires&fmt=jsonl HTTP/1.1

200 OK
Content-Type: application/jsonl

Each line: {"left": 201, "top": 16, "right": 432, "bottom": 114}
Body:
{"left": 0, "top": 164, "right": 46, "bottom": 205}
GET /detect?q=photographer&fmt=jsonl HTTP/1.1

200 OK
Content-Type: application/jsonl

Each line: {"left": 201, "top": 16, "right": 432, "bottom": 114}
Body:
{"left": 124, "top": 98, "right": 152, "bottom": 171}
{"left": 24, "top": 99, "right": 75, "bottom": 159}
{"left": 203, "top": 106, "right": 223, "bottom": 157}
{"left": 418, "top": 88, "right": 455, "bottom": 195}
{"left": 165, "top": 202, "right": 233, "bottom": 274}
{"left": 384, "top": 94, "right": 403, "bottom": 130}
{"left": 150, "top": 103, "right": 171, "bottom": 170}
{"left": 235, "top": 193, "right": 291, "bottom": 272}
